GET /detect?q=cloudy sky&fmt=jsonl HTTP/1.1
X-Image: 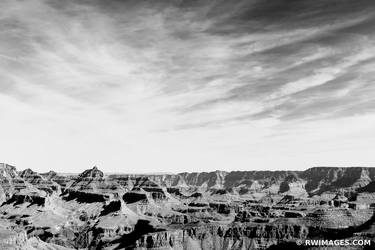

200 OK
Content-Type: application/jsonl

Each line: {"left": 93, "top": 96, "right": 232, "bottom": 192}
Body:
{"left": 1, "top": 0, "right": 375, "bottom": 173}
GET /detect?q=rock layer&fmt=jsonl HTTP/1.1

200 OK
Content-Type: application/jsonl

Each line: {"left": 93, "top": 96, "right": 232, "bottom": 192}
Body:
{"left": 0, "top": 164, "right": 375, "bottom": 250}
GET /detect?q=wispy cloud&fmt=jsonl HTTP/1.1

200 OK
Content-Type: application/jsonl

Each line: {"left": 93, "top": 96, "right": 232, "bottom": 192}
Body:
{"left": 1, "top": 0, "right": 375, "bottom": 172}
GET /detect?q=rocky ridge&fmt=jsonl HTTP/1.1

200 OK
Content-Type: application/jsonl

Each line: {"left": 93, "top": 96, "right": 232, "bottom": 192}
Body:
{"left": 0, "top": 164, "right": 374, "bottom": 249}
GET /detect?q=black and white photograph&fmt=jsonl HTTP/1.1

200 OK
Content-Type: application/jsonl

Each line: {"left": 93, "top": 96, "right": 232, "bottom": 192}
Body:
{"left": 1, "top": 0, "right": 375, "bottom": 249}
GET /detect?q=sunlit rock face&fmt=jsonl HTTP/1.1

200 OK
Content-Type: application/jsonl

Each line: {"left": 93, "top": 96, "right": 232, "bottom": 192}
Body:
{"left": 1, "top": 164, "right": 375, "bottom": 249}
{"left": 78, "top": 166, "right": 104, "bottom": 179}
{"left": 62, "top": 166, "right": 126, "bottom": 203}
{"left": 0, "top": 163, "right": 28, "bottom": 202}
{"left": 19, "top": 168, "right": 60, "bottom": 194}
{"left": 135, "top": 223, "right": 309, "bottom": 250}
{"left": 0, "top": 164, "right": 18, "bottom": 195}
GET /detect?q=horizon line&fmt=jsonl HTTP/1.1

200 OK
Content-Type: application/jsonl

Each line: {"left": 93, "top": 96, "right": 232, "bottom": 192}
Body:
{"left": 1, "top": 163, "right": 375, "bottom": 175}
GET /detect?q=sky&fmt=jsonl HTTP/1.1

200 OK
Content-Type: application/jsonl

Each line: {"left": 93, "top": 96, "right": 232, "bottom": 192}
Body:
{"left": 1, "top": 0, "right": 375, "bottom": 173}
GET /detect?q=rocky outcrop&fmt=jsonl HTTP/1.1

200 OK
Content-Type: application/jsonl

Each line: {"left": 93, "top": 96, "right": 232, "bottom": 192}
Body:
{"left": 0, "top": 164, "right": 18, "bottom": 202}
{"left": 79, "top": 166, "right": 103, "bottom": 179}
{"left": 0, "top": 163, "right": 17, "bottom": 179}
{"left": 122, "top": 167, "right": 375, "bottom": 196}
{"left": 0, "top": 163, "right": 28, "bottom": 203}
{"left": 3, "top": 193, "right": 46, "bottom": 206}
{"left": 63, "top": 166, "right": 125, "bottom": 202}
{"left": 121, "top": 177, "right": 170, "bottom": 204}
{"left": 4, "top": 165, "right": 375, "bottom": 202}
{"left": 0, "top": 225, "right": 28, "bottom": 250}
{"left": 47, "top": 174, "right": 77, "bottom": 192}
{"left": 301, "top": 167, "right": 375, "bottom": 194}
{"left": 40, "top": 171, "right": 58, "bottom": 180}
{"left": 305, "top": 208, "right": 373, "bottom": 229}
{"left": 1, "top": 164, "right": 375, "bottom": 250}
{"left": 177, "top": 171, "right": 227, "bottom": 189}
{"left": 135, "top": 223, "right": 309, "bottom": 250}
{"left": 19, "top": 168, "right": 60, "bottom": 194}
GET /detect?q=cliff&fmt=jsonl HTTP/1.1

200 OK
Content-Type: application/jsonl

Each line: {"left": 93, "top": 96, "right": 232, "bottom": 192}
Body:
{"left": 1, "top": 164, "right": 375, "bottom": 250}
{"left": 135, "top": 223, "right": 309, "bottom": 250}
{"left": 139, "top": 167, "right": 375, "bottom": 196}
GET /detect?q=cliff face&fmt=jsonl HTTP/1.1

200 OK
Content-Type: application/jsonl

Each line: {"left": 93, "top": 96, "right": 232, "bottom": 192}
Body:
{"left": 301, "top": 167, "right": 375, "bottom": 194}
{"left": 1, "top": 164, "right": 375, "bottom": 250}
{"left": 0, "top": 223, "right": 28, "bottom": 250}
{"left": 141, "top": 167, "right": 375, "bottom": 196}
{"left": 0, "top": 163, "right": 27, "bottom": 203}
{"left": 19, "top": 168, "right": 60, "bottom": 194}
{"left": 63, "top": 166, "right": 125, "bottom": 201}
{"left": 135, "top": 223, "right": 309, "bottom": 250}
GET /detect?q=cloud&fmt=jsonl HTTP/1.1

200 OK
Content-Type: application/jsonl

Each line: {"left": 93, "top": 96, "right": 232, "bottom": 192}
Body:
{"left": 1, "top": 0, "right": 375, "bottom": 172}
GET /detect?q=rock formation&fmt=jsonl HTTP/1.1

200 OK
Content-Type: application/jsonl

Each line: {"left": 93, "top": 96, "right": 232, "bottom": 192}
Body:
{"left": 0, "top": 164, "right": 375, "bottom": 249}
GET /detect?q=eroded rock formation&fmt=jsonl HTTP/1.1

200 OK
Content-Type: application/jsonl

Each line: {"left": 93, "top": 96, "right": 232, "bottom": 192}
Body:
{"left": 0, "top": 164, "right": 375, "bottom": 250}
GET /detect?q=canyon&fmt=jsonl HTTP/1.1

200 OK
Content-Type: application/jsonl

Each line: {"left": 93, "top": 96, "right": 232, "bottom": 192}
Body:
{"left": 0, "top": 163, "right": 375, "bottom": 249}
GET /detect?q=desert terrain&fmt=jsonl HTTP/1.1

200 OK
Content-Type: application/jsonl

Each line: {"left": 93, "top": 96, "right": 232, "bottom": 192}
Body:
{"left": 1, "top": 163, "right": 375, "bottom": 249}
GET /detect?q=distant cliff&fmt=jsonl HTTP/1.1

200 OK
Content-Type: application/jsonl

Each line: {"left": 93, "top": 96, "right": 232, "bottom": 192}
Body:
{"left": 108, "top": 167, "right": 375, "bottom": 195}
